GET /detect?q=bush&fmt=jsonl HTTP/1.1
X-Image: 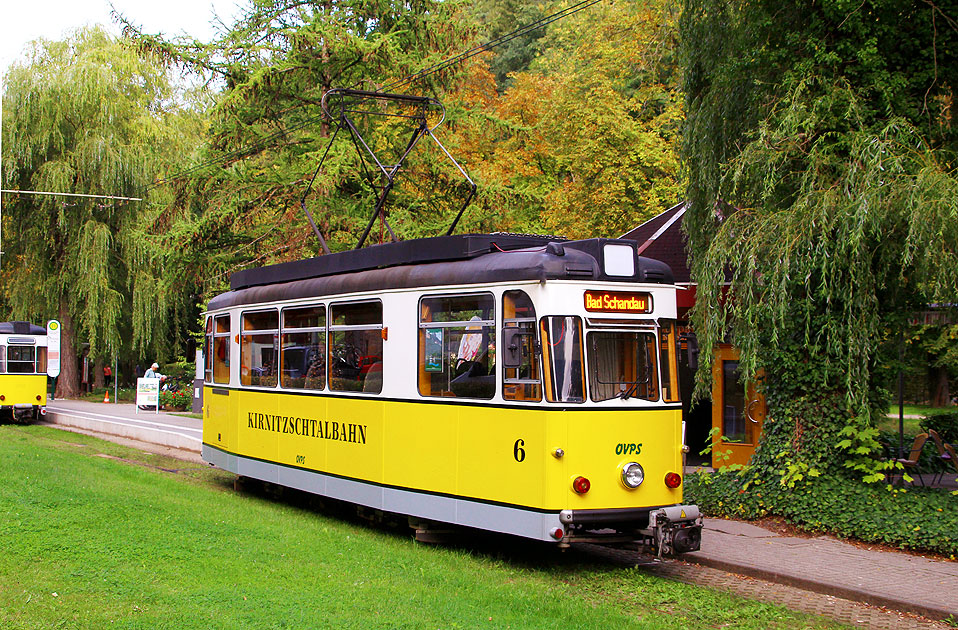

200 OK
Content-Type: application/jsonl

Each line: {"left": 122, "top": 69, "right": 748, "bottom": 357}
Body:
{"left": 921, "top": 410, "right": 958, "bottom": 445}
{"left": 686, "top": 469, "right": 958, "bottom": 557}
{"left": 159, "top": 389, "right": 192, "bottom": 411}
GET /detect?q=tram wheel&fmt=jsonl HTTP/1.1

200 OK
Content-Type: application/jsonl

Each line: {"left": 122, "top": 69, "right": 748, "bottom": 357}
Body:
{"left": 409, "top": 518, "right": 458, "bottom": 544}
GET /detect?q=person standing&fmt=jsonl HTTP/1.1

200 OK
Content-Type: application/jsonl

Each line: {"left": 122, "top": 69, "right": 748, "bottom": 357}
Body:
{"left": 144, "top": 362, "right": 165, "bottom": 380}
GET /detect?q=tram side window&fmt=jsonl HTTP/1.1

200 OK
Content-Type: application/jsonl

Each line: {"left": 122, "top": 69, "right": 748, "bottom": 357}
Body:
{"left": 213, "top": 315, "right": 231, "bottom": 385}
{"left": 7, "top": 345, "right": 36, "bottom": 374}
{"left": 539, "top": 316, "right": 586, "bottom": 403}
{"left": 204, "top": 317, "right": 213, "bottom": 382}
{"left": 35, "top": 347, "right": 47, "bottom": 374}
{"left": 281, "top": 305, "right": 326, "bottom": 390}
{"left": 419, "top": 294, "right": 495, "bottom": 400}
{"left": 0, "top": 345, "right": 5, "bottom": 373}
{"left": 329, "top": 301, "right": 383, "bottom": 394}
{"left": 588, "top": 331, "right": 659, "bottom": 402}
{"left": 241, "top": 310, "right": 279, "bottom": 387}
{"left": 502, "top": 290, "right": 541, "bottom": 401}
{"left": 659, "top": 322, "right": 681, "bottom": 403}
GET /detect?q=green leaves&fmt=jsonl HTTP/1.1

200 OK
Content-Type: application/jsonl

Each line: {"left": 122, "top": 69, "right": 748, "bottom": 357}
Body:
{"left": 2, "top": 26, "right": 188, "bottom": 375}
{"left": 681, "top": 1, "right": 958, "bottom": 483}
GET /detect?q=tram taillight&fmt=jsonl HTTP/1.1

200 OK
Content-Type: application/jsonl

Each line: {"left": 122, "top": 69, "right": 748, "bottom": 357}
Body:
{"left": 665, "top": 472, "right": 682, "bottom": 489}
{"left": 572, "top": 476, "right": 591, "bottom": 494}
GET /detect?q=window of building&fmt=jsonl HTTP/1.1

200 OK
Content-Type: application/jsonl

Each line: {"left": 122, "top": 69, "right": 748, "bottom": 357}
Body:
{"left": 502, "top": 290, "right": 541, "bottom": 401}
{"left": 329, "top": 301, "right": 383, "bottom": 394}
{"left": 213, "top": 315, "right": 231, "bottom": 385}
{"left": 540, "top": 316, "right": 585, "bottom": 403}
{"left": 241, "top": 310, "right": 279, "bottom": 387}
{"left": 419, "top": 293, "right": 496, "bottom": 399}
{"left": 281, "top": 305, "right": 326, "bottom": 390}
{"left": 588, "top": 331, "right": 659, "bottom": 402}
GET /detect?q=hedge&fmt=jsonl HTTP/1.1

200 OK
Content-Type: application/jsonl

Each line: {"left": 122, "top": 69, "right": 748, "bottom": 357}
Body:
{"left": 685, "top": 470, "right": 958, "bottom": 557}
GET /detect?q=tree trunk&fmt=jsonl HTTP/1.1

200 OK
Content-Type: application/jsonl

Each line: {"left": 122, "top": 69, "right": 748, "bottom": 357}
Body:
{"left": 93, "top": 358, "right": 105, "bottom": 389}
{"left": 931, "top": 366, "right": 951, "bottom": 407}
{"left": 55, "top": 297, "right": 81, "bottom": 399}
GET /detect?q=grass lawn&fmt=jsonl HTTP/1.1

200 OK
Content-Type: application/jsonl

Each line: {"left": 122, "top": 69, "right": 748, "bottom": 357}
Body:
{"left": 0, "top": 426, "right": 851, "bottom": 630}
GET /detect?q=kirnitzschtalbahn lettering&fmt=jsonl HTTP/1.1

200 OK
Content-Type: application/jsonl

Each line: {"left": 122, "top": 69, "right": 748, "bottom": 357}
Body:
{"left": 247, "top": 412, "right": 367, "bottom": 444}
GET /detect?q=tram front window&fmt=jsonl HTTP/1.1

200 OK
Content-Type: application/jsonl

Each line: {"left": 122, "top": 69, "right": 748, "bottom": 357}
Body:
{"left": 540, "top": 316, "right": 585, "bottom": 403}
{"left": 212, "top": 315, "right": 231, "bottom": 384}
{"left": 418, "top": 293, "right": 495, "bottom": 400}
{"left": 7, "top": 346, "right": 36, "bottom": 374}
{"left": 588, "top": 331, "right": 659, "bottom": 402}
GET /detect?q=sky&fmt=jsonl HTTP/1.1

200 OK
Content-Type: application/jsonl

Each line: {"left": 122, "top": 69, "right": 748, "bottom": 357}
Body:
{"left": 1, "top": 0, "right": 245, "bottom": 75}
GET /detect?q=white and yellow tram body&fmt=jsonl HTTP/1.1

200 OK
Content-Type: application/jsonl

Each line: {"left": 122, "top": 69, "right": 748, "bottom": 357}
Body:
{"left": 0, "top": 321, "right": 49, "bottom": 423}
{"left": 202, "top": 235, "right": 702, "bottom": 553}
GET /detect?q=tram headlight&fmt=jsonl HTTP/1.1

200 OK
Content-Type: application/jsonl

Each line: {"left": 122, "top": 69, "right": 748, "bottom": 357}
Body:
{"left": 621, "top": 462, "right": 645, "bottom": 488}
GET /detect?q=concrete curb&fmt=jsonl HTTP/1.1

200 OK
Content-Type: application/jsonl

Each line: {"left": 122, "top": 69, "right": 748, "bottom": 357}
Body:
{"left": 683, "top": 554, "right": 956, "bottom": 622}
{"left": 45, "top": 407, "right": 201, "bottom": 453}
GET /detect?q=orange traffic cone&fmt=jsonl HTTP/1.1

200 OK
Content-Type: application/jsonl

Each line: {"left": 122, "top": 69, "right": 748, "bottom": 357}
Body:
{"left": 103, "top": 390, "right": 110, "bottom": 403}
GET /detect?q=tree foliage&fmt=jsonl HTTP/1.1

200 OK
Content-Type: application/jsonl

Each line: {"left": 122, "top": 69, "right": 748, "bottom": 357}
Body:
{"left": 126, "top": 0, "right": 476, "bottom": 303}
{"left": 444, "top": 0, "right": 684, "bottom": 240}
{"left": 681, "top": 0, "right": 958, "bottom": 479}
{"left": 1, "top": 26, "right": 197, "bottom": 394}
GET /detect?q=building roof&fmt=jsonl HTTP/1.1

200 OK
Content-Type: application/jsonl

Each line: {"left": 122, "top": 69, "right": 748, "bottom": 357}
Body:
{"left": 620, "top": 202, "right": 691, "bottom": 284}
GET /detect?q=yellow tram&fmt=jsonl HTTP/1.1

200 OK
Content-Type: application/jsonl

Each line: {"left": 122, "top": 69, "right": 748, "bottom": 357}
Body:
{"left": 202, "top": 234, "right": 702, "bottom": 555}
{"left": 0, "top": 321, "right": 54, "bottom": 423}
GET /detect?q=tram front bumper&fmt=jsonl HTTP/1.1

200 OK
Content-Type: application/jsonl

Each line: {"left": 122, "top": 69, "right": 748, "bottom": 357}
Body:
{"left": 642, "top": 504, "right": 702, "bottom": 557}
{"left": 557, "top": 504, "right": 702, "bottom": 556}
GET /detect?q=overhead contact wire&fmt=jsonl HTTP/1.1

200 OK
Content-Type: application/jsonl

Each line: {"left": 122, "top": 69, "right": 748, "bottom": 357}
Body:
{"left": 147, "top": 0, "right": 605, "bottom": 189}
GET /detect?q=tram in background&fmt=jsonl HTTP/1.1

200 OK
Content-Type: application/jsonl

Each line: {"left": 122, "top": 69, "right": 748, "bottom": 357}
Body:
{"left": 202, "top": 234, "right": 702, "bottom": 556}
{"left": 0, "top": 320, "right": 60, "bottom": 424}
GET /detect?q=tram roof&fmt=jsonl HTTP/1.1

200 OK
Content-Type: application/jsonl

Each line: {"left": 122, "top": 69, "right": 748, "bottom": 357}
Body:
{"left": 210, "top": 234, "right": 673, "bottom": 311}
{"left": 0, "top": 321, "right": 46, "bottom": 335}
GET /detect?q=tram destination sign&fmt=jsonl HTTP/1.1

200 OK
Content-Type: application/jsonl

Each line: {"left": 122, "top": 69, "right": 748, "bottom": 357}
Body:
{"left": 584, "top": 290, "right": 652, "bottom": 314}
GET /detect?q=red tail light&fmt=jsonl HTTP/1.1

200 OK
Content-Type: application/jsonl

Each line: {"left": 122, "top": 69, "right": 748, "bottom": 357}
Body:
{"left": 664, "top": 472, "right": 682, "bottom": 489}
{"left": 37, "top": 395, "right": 42, "bottom": 401}
{"left": 572, "top": 476, "right": 591, "bottom": 494}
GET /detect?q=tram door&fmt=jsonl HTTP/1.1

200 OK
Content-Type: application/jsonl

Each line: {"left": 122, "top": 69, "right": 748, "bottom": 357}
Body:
{"left": 710, "top": 345, "right": 765, "bottom": 468}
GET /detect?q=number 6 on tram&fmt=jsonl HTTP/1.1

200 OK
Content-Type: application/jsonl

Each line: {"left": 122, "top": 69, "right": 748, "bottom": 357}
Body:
{"left": 202, "top": 234, "right": 702, "bottom": 556}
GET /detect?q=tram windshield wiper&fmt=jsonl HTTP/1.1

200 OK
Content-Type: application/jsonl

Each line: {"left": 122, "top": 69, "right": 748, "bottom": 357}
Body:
{"left": 616, "top": 376, "right": 650, "bottom": 400}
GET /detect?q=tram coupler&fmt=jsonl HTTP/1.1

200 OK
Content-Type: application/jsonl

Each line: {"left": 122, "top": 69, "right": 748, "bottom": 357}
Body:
{"left": 642, "top": 505, "right": 703, "bottom": 558}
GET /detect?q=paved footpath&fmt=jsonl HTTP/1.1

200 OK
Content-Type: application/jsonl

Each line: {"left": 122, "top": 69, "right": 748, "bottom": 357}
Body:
{"left": 686, "top": 519, "right": 958, "bottom": 623}
{"left": 42, "top": 399, "right": 958, "bottom": 628}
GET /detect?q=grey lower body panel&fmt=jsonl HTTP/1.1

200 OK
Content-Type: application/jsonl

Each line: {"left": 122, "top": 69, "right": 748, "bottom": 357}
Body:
{"left": 203, "top": 445, "right": 564, "bottom": 542}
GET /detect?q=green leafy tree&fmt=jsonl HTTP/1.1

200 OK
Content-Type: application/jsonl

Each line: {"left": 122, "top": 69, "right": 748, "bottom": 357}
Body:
{"left": 127, "top": 0, "right": 475, "bottom": 301}
{"left": 443, "top": 0, "right": 684, "bottom": 240}
{"left": 2, "top": 26, "right": 194, "bottom": 395}
{"left": 681, "top": 0, "right": 958, "bottom": 481}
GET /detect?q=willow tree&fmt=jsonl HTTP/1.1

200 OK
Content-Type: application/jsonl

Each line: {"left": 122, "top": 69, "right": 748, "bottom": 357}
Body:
{"left": 1, "top": 26, "right": 186, "bottom": 396}
{"left": 681, "top": 0, "right": 958, "bottom": 482}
